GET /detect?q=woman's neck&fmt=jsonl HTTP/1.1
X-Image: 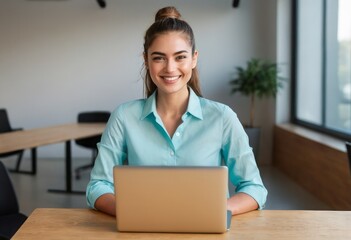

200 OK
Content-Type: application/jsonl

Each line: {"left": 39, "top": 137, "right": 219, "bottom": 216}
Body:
{"left": 156, "top": 88, "right": 189, "bottom": 118}
{"left": 156, "top": 88, "right": 190, "bottom": 137}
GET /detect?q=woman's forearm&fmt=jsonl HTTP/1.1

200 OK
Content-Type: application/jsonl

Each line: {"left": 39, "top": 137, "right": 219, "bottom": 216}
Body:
{"left": 227, "top": 192, "right": 259, "bottom": 215}
{"left": 94, "top": 193, "right": 116, "bottom": 216}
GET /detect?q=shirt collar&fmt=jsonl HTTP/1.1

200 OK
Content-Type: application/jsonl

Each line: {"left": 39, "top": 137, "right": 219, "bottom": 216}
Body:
{"left": 141, "top": 91, "right": 157, "bottom": 120}
{"left": 187, "top": 88, "right": 203, "bottom": 120}
{"left": 141, "top": 88, "right": 203, "bottom": 120}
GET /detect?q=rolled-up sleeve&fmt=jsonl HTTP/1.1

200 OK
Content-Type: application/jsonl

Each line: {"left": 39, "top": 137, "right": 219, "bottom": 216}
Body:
{"left": 86, "top": 108, "right": 127, "bottom": 209}
{"left": 221, "top": 106, "right": 268, "bottom": 209}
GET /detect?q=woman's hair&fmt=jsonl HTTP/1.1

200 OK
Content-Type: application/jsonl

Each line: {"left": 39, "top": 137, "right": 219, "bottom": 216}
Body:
{"left": 143, "top": 6, "right": 202, "bottom": 98}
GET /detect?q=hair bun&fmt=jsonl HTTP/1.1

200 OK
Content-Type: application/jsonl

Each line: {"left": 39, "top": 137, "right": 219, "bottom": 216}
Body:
{"left": 155, "top": 6, "right": 182, "bottom": 22}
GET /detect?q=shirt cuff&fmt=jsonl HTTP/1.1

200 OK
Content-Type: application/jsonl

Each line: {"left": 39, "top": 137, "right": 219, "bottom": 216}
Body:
{"left": 86, "top": 181, "right": 114, "bottom": 209}
{"left": 237, "top": 185, "right": 268, "bottom": 209}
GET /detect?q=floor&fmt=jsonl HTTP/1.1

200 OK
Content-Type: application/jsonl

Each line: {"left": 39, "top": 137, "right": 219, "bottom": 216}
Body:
{"left": 2, "top": 157, "right": 331, "bottom": 216}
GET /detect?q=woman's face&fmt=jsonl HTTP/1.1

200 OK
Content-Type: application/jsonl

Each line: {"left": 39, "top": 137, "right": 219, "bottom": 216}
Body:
{"left": 145, "top": 31, "right": 198, "bottom": 97}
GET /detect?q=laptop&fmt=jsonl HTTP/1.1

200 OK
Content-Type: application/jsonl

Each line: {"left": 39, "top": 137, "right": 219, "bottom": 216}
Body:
{"left": 113, "top": 165, "right": 231, "bottom": 233}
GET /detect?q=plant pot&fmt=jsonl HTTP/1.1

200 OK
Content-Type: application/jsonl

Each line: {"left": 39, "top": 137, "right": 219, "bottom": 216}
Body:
{"left": 244, "top": 127, "right": 261, "bottom": 163}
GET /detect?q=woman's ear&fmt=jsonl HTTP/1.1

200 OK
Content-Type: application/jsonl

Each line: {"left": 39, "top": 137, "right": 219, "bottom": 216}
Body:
{"left": 192, "top": 50, "right": 198, "bottom": 69}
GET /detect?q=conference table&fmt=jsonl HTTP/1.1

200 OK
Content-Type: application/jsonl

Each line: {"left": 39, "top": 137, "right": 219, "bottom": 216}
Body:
{"left": 0, "top": 123, "right": 105, "bottom": 194}
{"left": 12, "top": 208, "right": 351, "bottom": 239}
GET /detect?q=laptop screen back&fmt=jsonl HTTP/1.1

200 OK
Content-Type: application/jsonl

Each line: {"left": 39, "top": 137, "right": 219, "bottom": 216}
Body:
{"left": 113, "top": 166, "right": 228, "bottom": 233}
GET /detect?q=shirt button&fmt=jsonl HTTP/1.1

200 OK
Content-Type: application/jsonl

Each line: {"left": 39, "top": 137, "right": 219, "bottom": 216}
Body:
{"left": 175, "top": 132, "right": 180, "bottom": 137}
{"left": 170, "top": 151, "right": 175, "bottom": 156}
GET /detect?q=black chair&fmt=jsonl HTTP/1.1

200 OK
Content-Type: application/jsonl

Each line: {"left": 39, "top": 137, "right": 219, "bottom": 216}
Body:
{"left": 0, "top": 161, "right": 27, "bottom": 239}
{"left": 0, "top": 109, "right": 24, "bottom": 172}
{"left": 75, "top": 111, "right": 110, "bottom": 179}
{"left": 345, "top": 142, "right": 351, "bottom": 174}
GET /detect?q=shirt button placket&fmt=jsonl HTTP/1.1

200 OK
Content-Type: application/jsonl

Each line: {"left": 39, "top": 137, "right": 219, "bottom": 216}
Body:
{"left": 171, "top": 129, "right": 182, "bottom": 165}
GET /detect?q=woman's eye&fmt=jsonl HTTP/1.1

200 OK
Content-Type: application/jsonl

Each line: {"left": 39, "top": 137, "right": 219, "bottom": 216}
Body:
{"left": 152, "top": 56, "right": 164, "bottom": 61}
{"left": 176, "top": 55, "right": 187, "bottom": 60}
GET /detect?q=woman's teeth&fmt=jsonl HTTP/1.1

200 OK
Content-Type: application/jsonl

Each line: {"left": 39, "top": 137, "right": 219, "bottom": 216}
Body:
{"left": 163, "top": 76, "right": 179, "bottom": 81}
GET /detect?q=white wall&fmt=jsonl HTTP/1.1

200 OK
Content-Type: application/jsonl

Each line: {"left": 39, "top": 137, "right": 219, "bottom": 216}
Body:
{"left": 0, "top": 0, "right": 280, "bottom": 164}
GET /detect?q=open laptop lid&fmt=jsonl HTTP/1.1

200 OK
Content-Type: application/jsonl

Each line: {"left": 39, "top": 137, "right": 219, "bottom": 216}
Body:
{"left": 113, "top": 166, "right": 229, "bottom": 233}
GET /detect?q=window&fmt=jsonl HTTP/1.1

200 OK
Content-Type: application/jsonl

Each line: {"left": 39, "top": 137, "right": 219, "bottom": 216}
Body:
{"left": 292, "top": 0, "right": 351, "bottom": 139}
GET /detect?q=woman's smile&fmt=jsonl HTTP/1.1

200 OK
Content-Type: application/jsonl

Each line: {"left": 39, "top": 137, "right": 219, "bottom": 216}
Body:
{"left": 161, "top": 75, "right": 181, "bottom": 83}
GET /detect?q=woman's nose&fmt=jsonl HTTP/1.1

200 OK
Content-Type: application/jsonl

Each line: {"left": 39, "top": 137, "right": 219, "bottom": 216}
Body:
{"left": 165, "top": 59, "right": 176, "bottom": 72}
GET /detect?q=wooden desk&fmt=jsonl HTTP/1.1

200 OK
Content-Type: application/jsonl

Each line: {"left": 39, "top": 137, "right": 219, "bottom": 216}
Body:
{"left": 0, "top": 123, "right": 105, "bottom": 193}
{"left": 12, "top": 208, "right": 351, "bottom": 239}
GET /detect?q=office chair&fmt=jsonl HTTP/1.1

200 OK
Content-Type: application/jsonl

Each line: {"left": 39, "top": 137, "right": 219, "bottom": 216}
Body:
{"left": 74, "top": 111, "right": 110, "bottom": 179}
{"left": 0, "top": 109, "right": 24, "bottom": 172}
{"left": 0, "top": 161, "right": 27, "bottom": 239}
{"left": 345, "top": 142, "right": 351, "bottom": 174}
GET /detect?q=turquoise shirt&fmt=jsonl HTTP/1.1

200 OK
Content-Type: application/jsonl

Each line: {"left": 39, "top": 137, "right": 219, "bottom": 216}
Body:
{"left": 86, "top": 88, "right": 267, "bottom": 209}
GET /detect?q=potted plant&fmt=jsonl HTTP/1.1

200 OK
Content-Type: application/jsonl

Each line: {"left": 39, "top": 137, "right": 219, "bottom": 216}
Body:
{"left": 229, "top": 58, "right": 284, "bottom": 161}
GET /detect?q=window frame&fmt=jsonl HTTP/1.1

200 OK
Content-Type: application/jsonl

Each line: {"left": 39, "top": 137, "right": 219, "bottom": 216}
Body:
{"left": 291, "top": 0, "right": 351, "bottom": 141}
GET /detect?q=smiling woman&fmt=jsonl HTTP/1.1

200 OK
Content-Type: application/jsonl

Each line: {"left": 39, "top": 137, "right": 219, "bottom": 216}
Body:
{"left": 145, "top": 32, "right": 198, "bottom": 102}
{"left": 86, "top": 6, "right": 267, "bottom": 218}
{"left": 144, "top": 31, "right": 199, "bottom": 137}
{"left": 143, "top": 6, "right": 201, "bottom": 98}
